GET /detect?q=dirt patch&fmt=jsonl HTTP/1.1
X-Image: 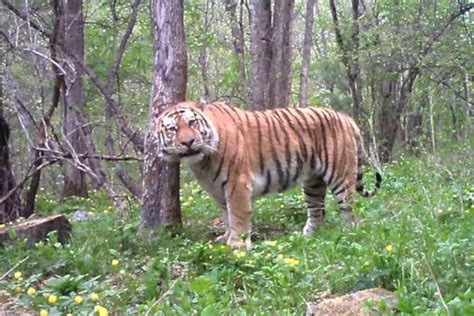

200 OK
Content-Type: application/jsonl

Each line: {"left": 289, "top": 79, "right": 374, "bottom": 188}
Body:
{"left": 306, "top": 288, "right": 398, "bottom": 316}
{"left": 0, "top": 291, "right": 35, "bottom": 316}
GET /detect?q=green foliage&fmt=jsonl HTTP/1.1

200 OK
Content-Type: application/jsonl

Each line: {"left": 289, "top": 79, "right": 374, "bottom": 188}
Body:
{"left": 1, "top": 147, "right": 472, "bottom": 314}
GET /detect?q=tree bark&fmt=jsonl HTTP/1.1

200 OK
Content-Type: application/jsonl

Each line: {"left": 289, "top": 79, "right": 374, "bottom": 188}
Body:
{"left": 224, "top": 0, "right": 248, "bottom": 103}
{"left": 24, "top": 0, "right": 66, "bottom": 214}
{"left": 249, "top": 0, "right": 272, "bottom": 110}
{"left": 298, "top": 0, "right": 316, "bottom": 107}
{"left": 329, "top": 0, "right": 363, "bottom": 121}
{"left": 0, "top": 75, "right": 21, "bottom": 224}
{"left": 249, "top": 0, "right": 294, "bottom": 109}
{"left": 267, "top": 0, "right": 294, "bottom": 108}
{"left": 142, "top": 0, "right": 187, "bottom": 229}
{"left": 61, "top": 0, "right": 88, "bottom": 198}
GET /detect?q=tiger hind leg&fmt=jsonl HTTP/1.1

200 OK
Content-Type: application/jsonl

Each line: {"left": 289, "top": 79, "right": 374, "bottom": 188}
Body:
{"left": 331, "top": 184, "right": 357, "bottom": 223}
{"left": 302, "top": 177, "right": 327, "bottom": 236}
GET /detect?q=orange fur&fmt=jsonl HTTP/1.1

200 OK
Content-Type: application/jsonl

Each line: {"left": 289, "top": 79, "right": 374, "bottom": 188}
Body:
{"left": 156, "top": 102, "right": 381, "bottom": 250}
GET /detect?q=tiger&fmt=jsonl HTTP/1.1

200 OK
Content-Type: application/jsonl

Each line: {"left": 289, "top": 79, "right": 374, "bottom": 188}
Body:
{"left": 156, "top": 101, "right": 382, "bottom": 250}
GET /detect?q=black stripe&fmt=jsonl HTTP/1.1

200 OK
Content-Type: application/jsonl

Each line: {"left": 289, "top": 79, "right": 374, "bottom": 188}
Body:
{"left": 274, "top": 110, "right": 292, "bottom": 191}
{"left": 333, "top": 184, "right": 345, "bottom": 196}
{"left": 294, "top": 108, "right": 318, "bottom": 169}
{"left": 303, "top": 190, "right": 320, "bottom": 198}
{"left": 263, "top": 170, "right": 272, "bottom": 194}
{"left": 310, "top": 151, "right": 316, "bottom": 170}
{"left": 294, "top": 108, "right": 314, "bottom": 142}
{"left": 218, "top": 103, "right": 240, "bottom": 122}
{"left": 222, "top": 103, "right": 244, "bottom": 127}
{"left": 279, "top": 110, "right": 305, "bottom": 173}
{"left": 262, "top": 112, "right": 284, "bottom": 186}
{"left": 283, "top": 108, "right": 308, "bottom": 161}
{"left": 244, "top": 111, "right": 251, "bottom": 127}
{"left": 322, "top": 110, "right": 337, "bottom": 183}
{"left": 222, "top": 132, "right": 241, "bottom": 188}
{"left": 268, "top": 113, "right": 282, "bottom": 144}
{"left": 254, "top": 112, "right": 265, "bottom": 174}
{"left": 212, "top": 128, "right": 228, "bottom": 182}
{"left": 309, "top": 109, "right": 328, "bottom": 176}
{"left": 304, "top": 110, "right": 321, "bottom": 171}
{"left": 293, "top": 152, "right": 303, "bottom": 182}
{"left": 331, "top": 112, "right": 348, "bottom": 189}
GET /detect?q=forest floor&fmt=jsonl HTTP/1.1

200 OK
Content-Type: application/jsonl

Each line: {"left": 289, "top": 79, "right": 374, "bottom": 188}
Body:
{"left": 0, "top": 146, "right": 473, "bottom": 315}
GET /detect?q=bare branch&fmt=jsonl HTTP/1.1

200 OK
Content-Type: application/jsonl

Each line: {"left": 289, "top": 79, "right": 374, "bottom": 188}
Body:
{"left": 0, "top": 158, "right": 58, "bottom": 206}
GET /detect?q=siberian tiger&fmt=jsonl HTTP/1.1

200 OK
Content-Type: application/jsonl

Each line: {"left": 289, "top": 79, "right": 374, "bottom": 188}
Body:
{"left": 156, "top": 101, "right": 382, "bottom": 250}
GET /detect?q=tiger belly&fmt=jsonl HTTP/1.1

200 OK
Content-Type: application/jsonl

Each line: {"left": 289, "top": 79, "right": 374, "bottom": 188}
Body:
{"left": 250, "top": 164, "right": 315, "bottom": 198}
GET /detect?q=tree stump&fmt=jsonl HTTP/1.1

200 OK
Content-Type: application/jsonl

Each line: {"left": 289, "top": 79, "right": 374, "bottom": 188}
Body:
{"left": 0, "top": 215, "right": 71, "bottom": 246}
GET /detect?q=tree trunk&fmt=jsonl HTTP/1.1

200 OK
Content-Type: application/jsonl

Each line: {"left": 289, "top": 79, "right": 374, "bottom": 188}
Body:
{"left": 267, "top": 0, "right": 294, "bottom": 108}
{"left": 23, "top": 0, "right": 66, "bottom": 216}
{"left": 329, "top": 0, "right": 363, "bottom": 121}
{"left": 298, "top": 0, "right": 316, "bottom": 107}
{"left": 0, "top": 75, "right": 21, "bottom": 224}
{"left": 249, "top": 0, "right": 272, "bottom": 110}
{"left": 350, "top": 0, "right": 363, "bottom": 120}
{"left": 224, "top": 0, "right": 248, "bottom": 102}
{"left": 142, "top": 0, "right": 187, "bottom": 229}
{"left": 61, "top": 0, "right": 88, "bottom": 198}
{"left": 198, "top": 0, "right": 211, "bottom": 102}
{"left": 377, "top": 67, "right": 418, "bottom": 162}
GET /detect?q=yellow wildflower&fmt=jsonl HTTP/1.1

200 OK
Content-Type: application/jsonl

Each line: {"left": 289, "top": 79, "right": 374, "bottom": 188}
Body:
{"left": 283, "top": 257, "right": 300, "bottom": 267}
{"left": 74, "top": 295, "right": 84, "bottom": 304}
{"left": 233, "top": 250, "right": 246, "bottom": 259}
{"left": 386, "top": 244, "right": 394, "bottom": 253}
{"left": 94, "top": 305, "right": 109, "bottom": 316}
{"left": 40, "top": 310, "right": 49, "bottom": 316}
{"left": 263, "top": 240, "right": 278, "bottom": 247}
{"left": 27, "top": 287, "right": 36, "bottom": 296}
{"left": 14, "top": 271, "right": 22, "bottom": 280}
{"left": 15, "top": 286, "right": 23, "bottom": 293}
{"left": 90, "top": 292, "right": 100, "bottom": 302}
{"left": 111, "top": 259, "right": 119, "bottom": 266}
{"left": 265, "top": 253, "right": 272, "bottom": 260}
{"left": 48, "top": 294, "right": 58, "bottom": 304}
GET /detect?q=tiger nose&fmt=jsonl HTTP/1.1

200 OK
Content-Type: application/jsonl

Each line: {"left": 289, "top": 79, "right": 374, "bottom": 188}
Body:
{"left": 180, "top": 138, "right": 195, "bottom": 148}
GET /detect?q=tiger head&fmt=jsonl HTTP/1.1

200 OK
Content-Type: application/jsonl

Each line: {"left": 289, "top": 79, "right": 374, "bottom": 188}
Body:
{"left": 156, "top": 102, "right": 218, "bottom": 163}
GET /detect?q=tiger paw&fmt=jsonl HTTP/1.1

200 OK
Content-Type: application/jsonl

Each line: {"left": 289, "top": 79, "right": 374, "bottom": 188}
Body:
{"left": 214, "top": 233, "right": 229, "bottom": 244}
{"left": 227, "top": 236, "right": 252, "bottom": 251}
{"left": 302, "top": 224, "right": 315, "bottom": 236}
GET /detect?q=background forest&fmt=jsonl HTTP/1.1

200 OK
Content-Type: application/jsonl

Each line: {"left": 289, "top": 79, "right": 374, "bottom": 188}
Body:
{"left": 0, "top": 0, "right": 473, "bottom": 315}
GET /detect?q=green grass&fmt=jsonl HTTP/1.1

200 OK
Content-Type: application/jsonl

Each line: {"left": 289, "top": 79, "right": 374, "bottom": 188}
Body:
{"left": 0, "top": 147, "right": 473, "bottom": 315}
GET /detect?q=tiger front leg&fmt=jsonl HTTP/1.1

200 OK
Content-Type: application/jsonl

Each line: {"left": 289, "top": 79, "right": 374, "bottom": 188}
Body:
{"left": 214, "top": 202, "right": 231, "bottom": 244}
{"left": 225, "top": 180, "right": 253, "bottom": 251}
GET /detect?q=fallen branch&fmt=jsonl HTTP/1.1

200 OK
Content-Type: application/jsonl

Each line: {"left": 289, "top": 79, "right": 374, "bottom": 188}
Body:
{"left": 0, "top": 256, "right": 30, "bottom": 281}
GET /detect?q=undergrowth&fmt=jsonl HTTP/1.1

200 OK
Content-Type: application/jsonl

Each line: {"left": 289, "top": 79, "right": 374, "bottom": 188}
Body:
{"left": 0, "top": 147, "right": 473, "bottom": 315}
